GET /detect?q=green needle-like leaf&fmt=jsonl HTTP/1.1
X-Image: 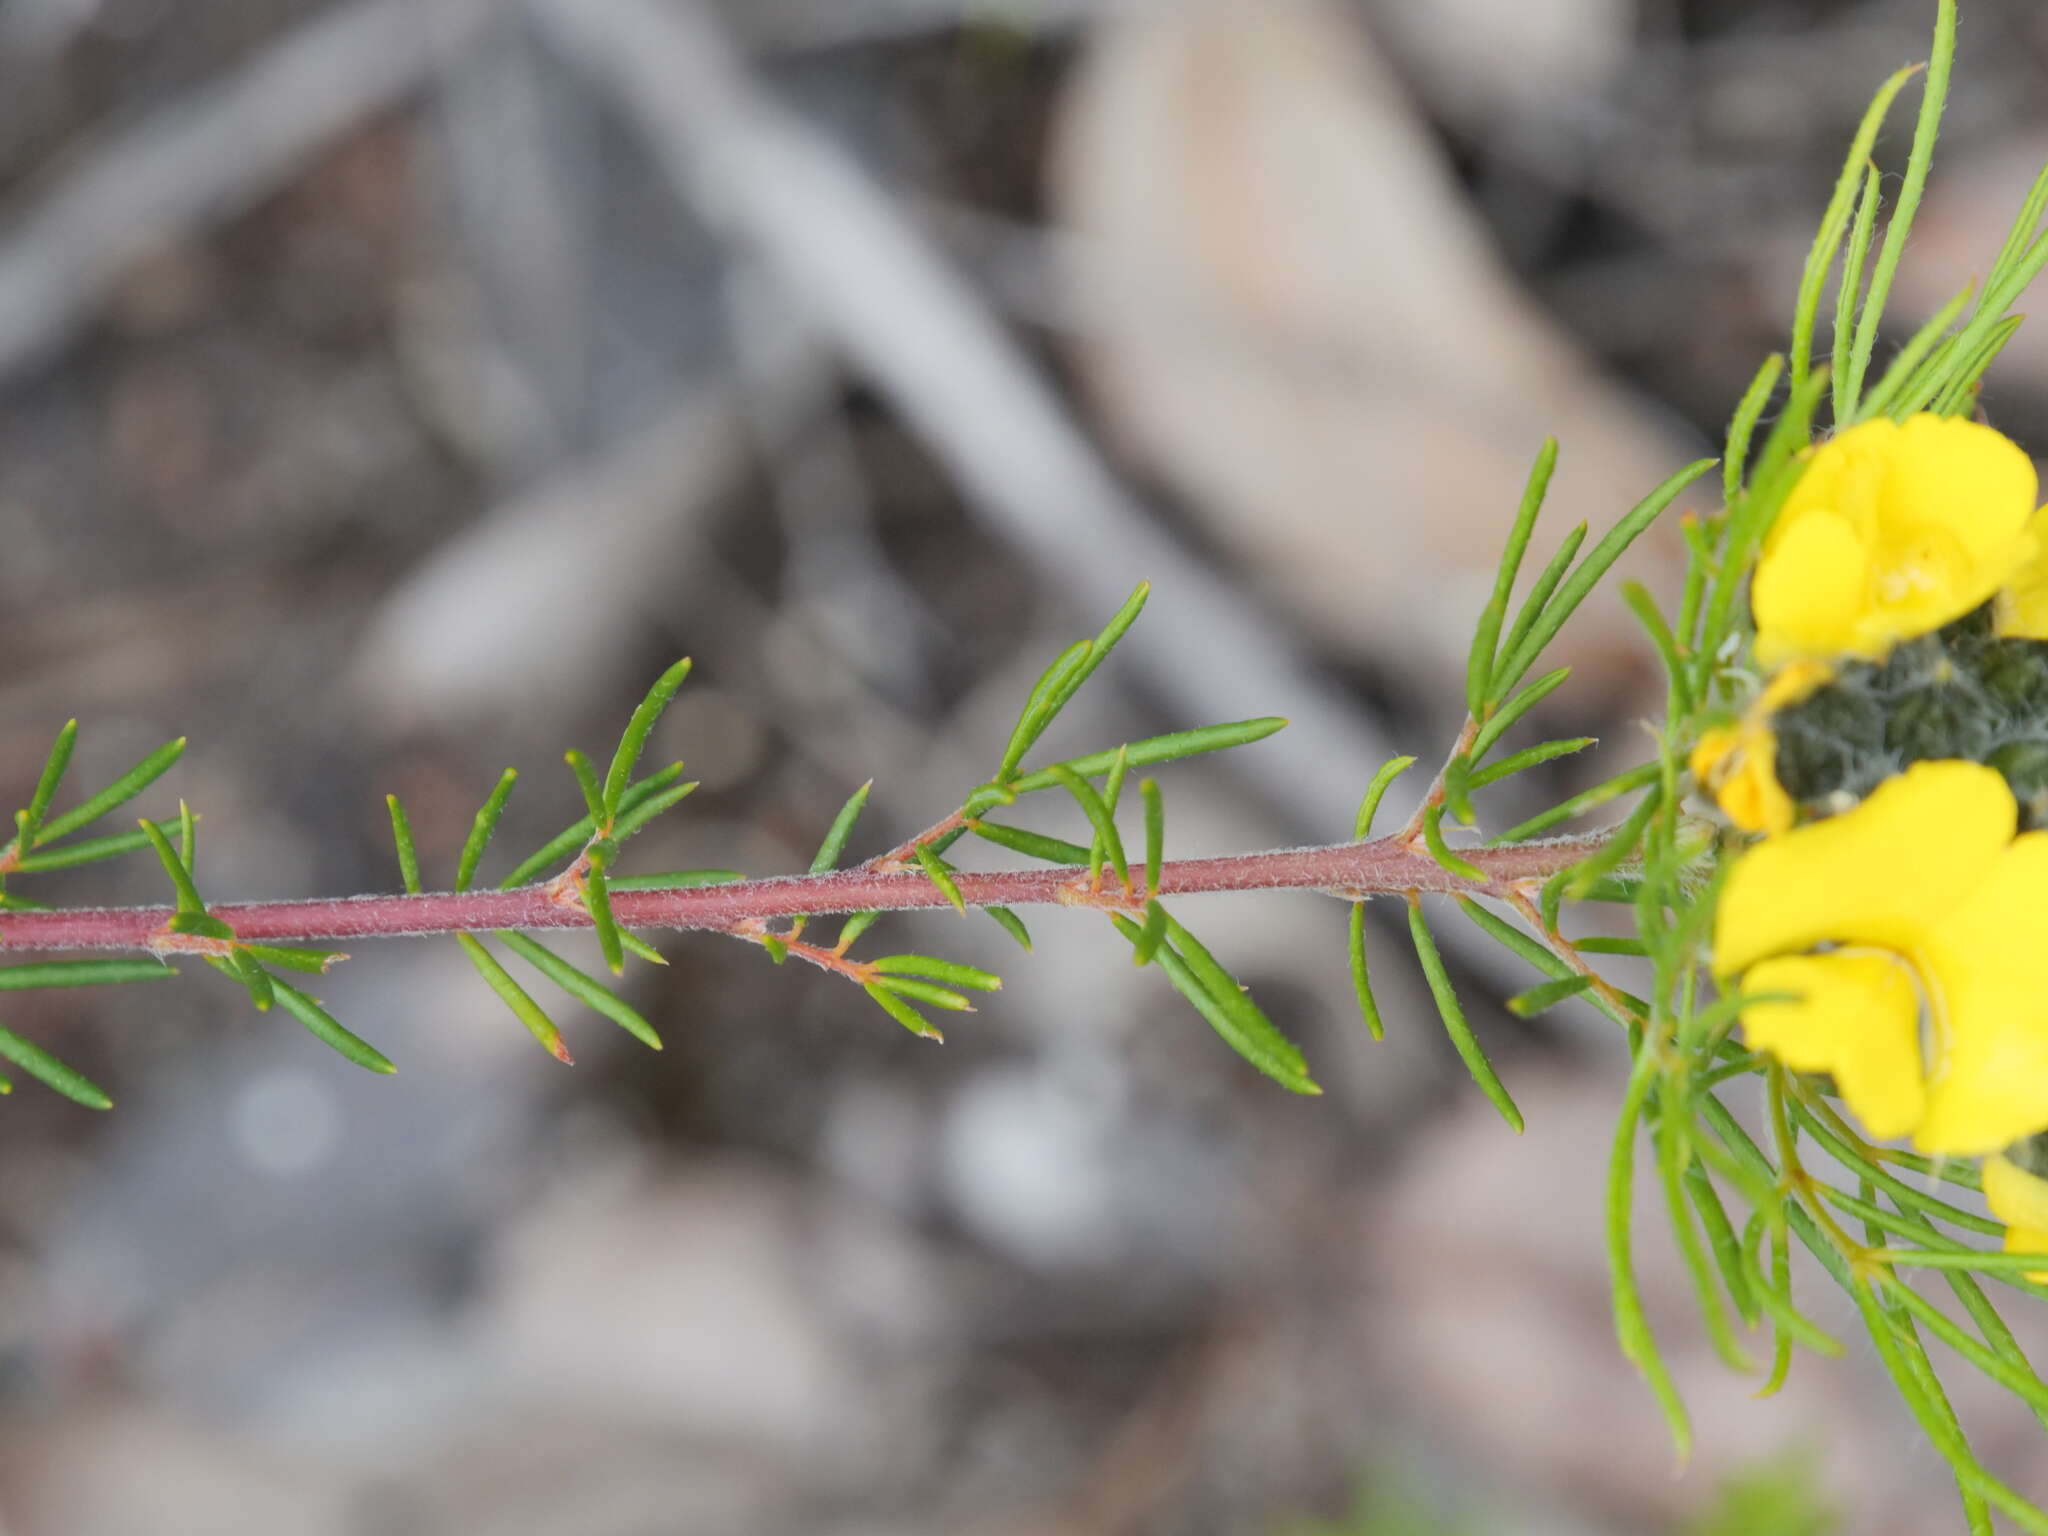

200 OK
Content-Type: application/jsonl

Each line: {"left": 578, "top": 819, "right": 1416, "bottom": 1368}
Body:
{"left": 1467, "top": 670, "right": 1571, "bottom": 764}
{"left": 1493, "top": 524, "right": 1585, "bottom": 691}
{"left": 608, "top": 869, "right": 742, "bottom": 891}
{"left": 1493, "top": 458, "right": 1717, "bottom": 698}
{"left": 1352, "top": 754, "right": 1417, "bottom": 840}
{"left": 913, "top": 843, "right": 967, "bottom": 915}
{"left": 1468, "top": 437, "right": 1558, "bottom": 714}
{"left": 1007, "top": 718, "right": 1288, "bottom": 794}
{"left": 1120, "top": 915, "right": 1316, "bottom": 1095}
{"left": 1829, "top": 159, "right": 1883, "bottom": 428}
{"left": 238, "top": 946, "right": 344, "bottom": 975}
{"left": 223, "top": 948, "right": 275, "bottom": 1012}
{"left": 584, "top": 863, "right": 624, "bottom": 975}
{"left": 604, "top": 657, "right": 692, "bottom": 821}
{"left": 1347, "top": 901, "right": 1382, "bottom": 1041}
{"left": 1607, "top": 1048, "right": 1691, "bottom": 1462}
{"left": 39, "top": 736, "right": 185, "bottom": 844}
{"left": 970, "top": 821, "right": 1094, "bottom": 865}
{"left": 1465, "top": 737, "right": 1595, "bottom": 793}
{"left": 1049, "top": 764, "right": 1129, "bottom": 889}
{"left": 1506, "top": 974, "right": 1593, "bottom": 1018}
{"left": 1619, "top": 579, "right": 1693, "bottom": 715}
{"left": 612, "top": 778, "right": 700, "bottom": 841}
{"left": 1053, "top": 582, "right": 1150, "bottom": 721}
{"left": 386, "top": 794, "right": 422, "bottom": 894}
{"left": 997, "top": 639, "right": 1093, "bottom": 784}
{"left": 1722, "top": 353, "right": 1783, "bottom": 507}
{"left": 810, "top": 780, "right": 873, "bottom": 873}
{"left": 872, "top": 976, "right": 974, "bottom": 1012}
{"left": 985, "top": 907, "right": 1031, "bottom": 951}
{"left": 11, "top": 827, "right": 158, "bottom": 873}
{"left": 565, "top": 750, "right": 606, "bottom": 828}
{"left": 870, "top": 954, "right": 1002, "bottom": 991}
{"left": 496, "top": 930, "right": 662, "bottom": 1050}
{"left": 137, "top": 818, "right": 205, "bottom": 915}
{"left": 500, "top": 764, "right": 687, "bottom": 888}
{"left": 1131, "top": 897, "right": 1167, "bottom": 967}
{"left": 835, "top": 909, "right": 883, "bottom": 951}
{"left": 1406, "top": 896, "right": 1522, "bottom": 1131}
{"left": 0, "top": 1025, "right": 111, "bottom": 1109}
{"left": 1140, "top": 778, "right": 1163, "bottom": 894}
{"left": 457, "top": 769, "right": 519, "bottom": 893}
{"left": 1492, "top": 761, "right": 1661, "bottom": 845}
{"left": 1149, "top": 911, "right": 1317, "bottom": 1094}
{"left": 23, "top": 719, "right": 77, "bottom": 845}
{"left": 863, "top": 980, "right": 942, "bottom": 1040}
{"left": 270, "top": 976, "right": 397, "bottom": 1074}
{"left": 0, "top": 959, "right": 175, "bottom": 989}
{"left": 1420, "top": 802, "right": 1485, "bottom": 883}
{"left": 457, "top": 934, "right": 573, "bottom": 1063}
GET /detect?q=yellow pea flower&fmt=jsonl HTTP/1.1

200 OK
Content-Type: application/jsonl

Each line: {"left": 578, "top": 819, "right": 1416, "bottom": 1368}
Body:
{"left": 1688, "top": 660, "right": 1832, "bottom": 834}
{"left": 1714, "top": 760, "right": 2048, "bottom": 1155}
{"left": 1752, "top": 415, "right": 2040, "bottom": 669}
{"left": 1982, "top": 1154, "right": 2048, "bottom": 1284}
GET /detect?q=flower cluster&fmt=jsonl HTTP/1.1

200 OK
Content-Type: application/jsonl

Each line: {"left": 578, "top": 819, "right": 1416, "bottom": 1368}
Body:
{"left": 1698, "top": 413, "right": 2048, "bottom": 1266}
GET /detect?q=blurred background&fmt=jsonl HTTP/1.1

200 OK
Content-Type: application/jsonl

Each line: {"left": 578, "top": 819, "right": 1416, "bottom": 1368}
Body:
{"left": 0, "top": 0, "right": 2046, "bottom": 1531}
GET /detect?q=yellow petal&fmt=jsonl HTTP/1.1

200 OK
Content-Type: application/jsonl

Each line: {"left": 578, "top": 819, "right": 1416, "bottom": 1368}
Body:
{"left": 1690, "top": 725, "right": 1792, "bottom": 835}
{"left": 1740, "top": 951, "right": 1925, "bottom": 1142}
{"left": 1913, "top": 832, "right": 2048, "bottom": 1155}
{"left": 1752, "top": 509, "right": 1871, "bottom": 669}
{"left": 1713, "top": 760, "right": 2016, "bottom": 978}
{"left": 1754, "top": 415, "right": 2037, "bottom": 666}
{"left": 1981, "top": 1155, "right": 2048, "bottom": 1283}
{"left": 1995, "top": 505, "right": 2048, "bottom": 641}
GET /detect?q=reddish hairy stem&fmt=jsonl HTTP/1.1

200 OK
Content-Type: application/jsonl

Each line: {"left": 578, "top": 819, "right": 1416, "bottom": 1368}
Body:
{"left": 0, "top": 834, "right": 1605, "bottom": 955}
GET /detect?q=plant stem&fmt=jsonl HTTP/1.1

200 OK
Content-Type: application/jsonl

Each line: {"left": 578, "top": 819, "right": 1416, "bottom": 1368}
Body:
{"left": 0, "top": 832, "right": 1606, "bottom": 955}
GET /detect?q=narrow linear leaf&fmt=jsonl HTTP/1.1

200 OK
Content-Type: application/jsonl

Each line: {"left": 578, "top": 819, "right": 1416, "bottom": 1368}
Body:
{"left": 177, "top": 800, "right": 197, "bottom": 870}
{"left": 500, "top": 764, "right": 688, "bottom": 889}
{"left": 1093, "top": 746, "right": 1132, "bottom": 888}
{"left": 1829, "top": 158, "right": 1884, "bottom": 427}
{"left": 1861, "top": 279, "right": 1973, "bottom": 421}
{"left": 137, "top": 818, "right": 205, "bottom": 915}
{"left": 1506, "top": 974, "right": 1592, "bottom": 1018}
{"left": 997, "top": 639, "right": 1093, "bottom": 784}
{"left": 565, "top": 750, "right": 606, "bottom": 828}
{"left": 1120, "top": 916, "right": 1315, "bottom": 1093}
{"left": 1048, "top": 582, "right": 1150, "bottom": 725}
{"left": 604, "top": 657, "right": 691, "bottom": 820}
{"left": 497, "top": 930, "right": 661, "bottom": 1051}
{"left": 1421, "top": 802, "right": 1485, "bottom": 882}
{"left": 1468, "top": 670, "right": 1571, "bottom": 764}
{"left": 1620, "top": 580, "right": 1694, "bottom": 715}
{"left": 1607, "top": 1049, "right": 1692, "bottom": 1461}
{"left": 1049, "top": 763, "right": 1129, "bottom": 889}
{"left": 1141, "top": 778, "right": 1164, "bottom": 895}
{"left": 1469, "top": 436, "right": 1559, "bottom": 714}
{"left": 835, "top": 909, "right": 883, "bottom": 952}
{"left": 612, "top": 779, "right": 700, "bottom": 841}
{"left": 457, "top": 934, "right": 572, "bottom": 1063}
{"left": 970, "top": 821, "right": 1094, "bottom": 865}
{"left": 863, "top": 980, "right": 942, "bottom": 1040}
{"left": 386, "top": 794, "right": 422, "bottom": 894}
{"left": 0, "top": 959, "right": 175, "bottom": 990}
{"left": 1788, "top": 60, "right": 1922, "bottom": 388}
{"left": 1493, "top": 523, "right": 1586, "bottom": 692}
{"left": 1348, "top": 901, "right": 1383, "bottom": 1042}
{"left": 914, "top": 843, "right": 967, "bottom": 915}
{"left": 0, "top": 1024, "right": 111, "bottom": 1109}
{"left": 23, "top": 719, "right": 78, "bottom": 844}
{"left": 1494, "top": 458, "right": 1717, "bottom": 696}
{"left": 985, "top": 906, "right": 1031, "bottom": 951}
{"left": 1008, "top": 718, "right": 1288, "bottom": 794}
{"left": 619, "top": 930, "right": 667, "bottom": 967}
{"left": 1492, "top": 761, "right": 1661, "bottom": 845}
{"left": 1722, "top": 353, "right": 1783, "bottom": 508}
{"left": 222, "top": 949, "right": 276, "bottom": 1012}
{"left": 238, "top": 946, "right": 343, "bottom": 975}
{"left": 270, "top": 976, "right": 397, "bottom": 1074}
{"left": 1131, "top": 896, "right": 1167, "bottom": 968}
{"left": 1466, "top": 736, "right": 1596, "bottom": 793}
{"left": 810, "top": 780, "right": 873, "bottom": 874}
{"left": 11, "top": 827, "right": 158, "bottom": 873}
{"left": 457, "top": 769, "right": 519, "bottom": 893}
{"left": 1406, "top": 896, "right": 1522, "bottom": 1131}
{"left": 1685, "top": 1162, "right": 1757, "bottom": 1327}
{"left": 608, "top": 869, "right": 743, "bottom": 891}
{"left": 1353, "top": 755, "right": 1418, "bottom": 840}
{"left": 761, "top": 934, "right": 789, "bottom": 965}
{"left": 870, "top": 954, "right": 1002, "bottom": 991}
{"left": 1150, "top": 912, "right": 1317, "bottom": 1094}
{"left": 873, "top": 976, "right": 974, "bottom": 1011}
{"left": 585, "top": 866, "right": 624, "bottom": 975}
{"left": 40, "top": 736, "right": 185, "bottom": 844}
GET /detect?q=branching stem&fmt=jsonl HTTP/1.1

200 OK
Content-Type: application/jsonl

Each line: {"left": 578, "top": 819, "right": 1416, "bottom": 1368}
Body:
{"left": 0, "top": 832, "right": 1607, "bottom": 954}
